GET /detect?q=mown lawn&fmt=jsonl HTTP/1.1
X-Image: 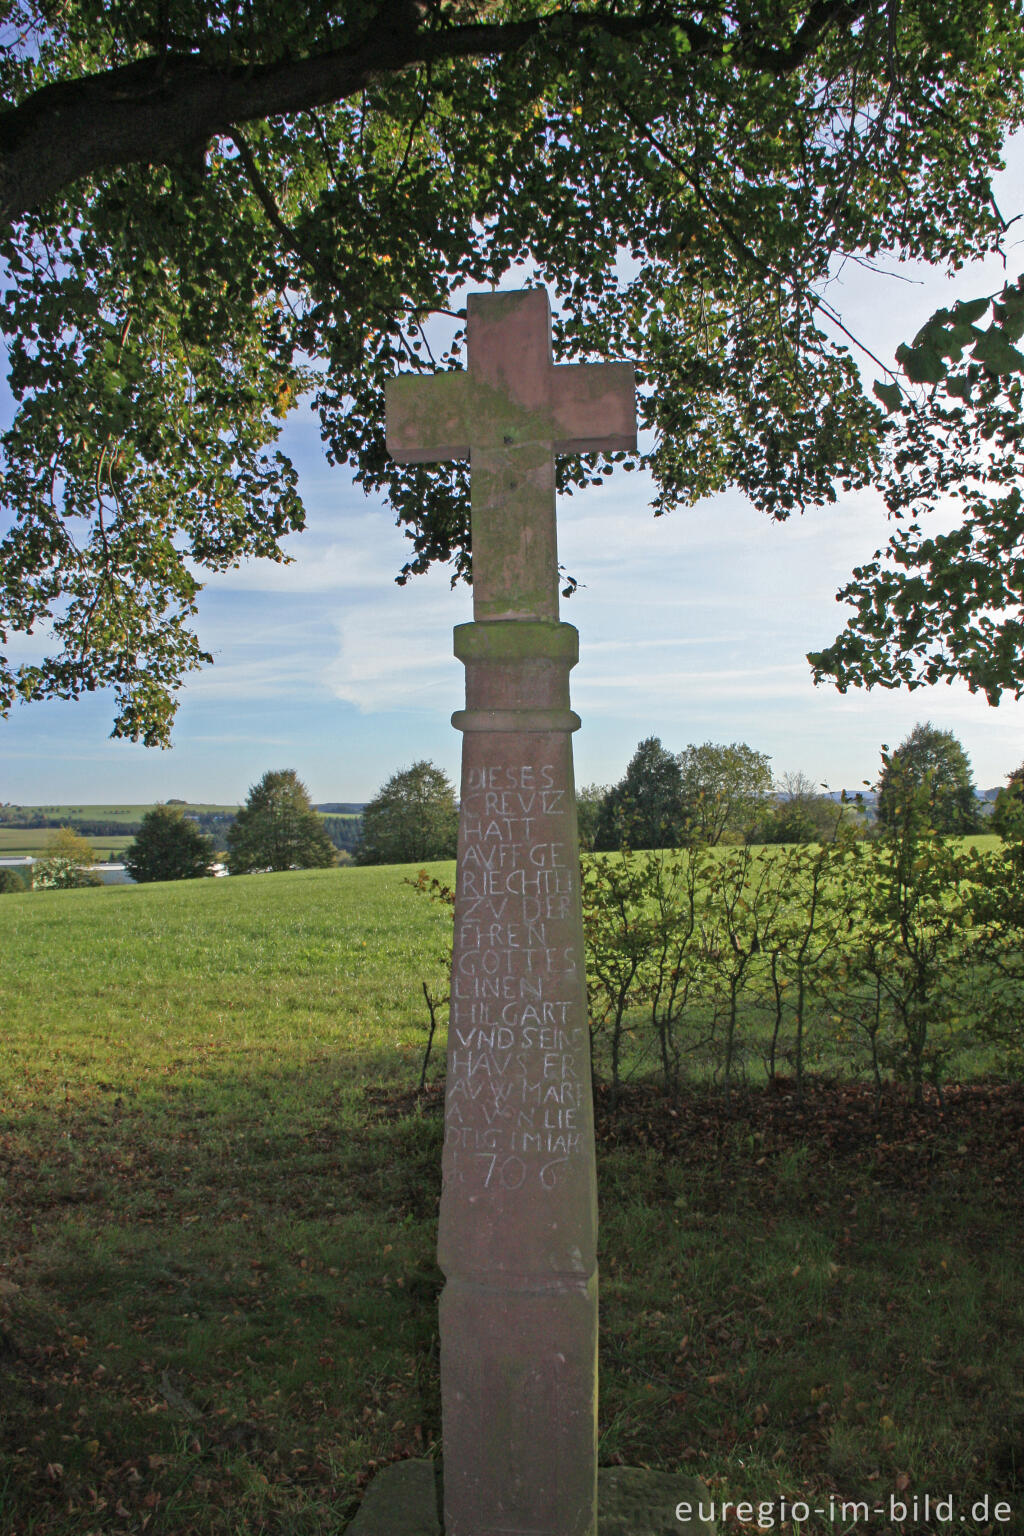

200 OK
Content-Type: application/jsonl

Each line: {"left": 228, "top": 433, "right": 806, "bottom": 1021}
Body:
{"left": 1, "top": 867, "right": 1022, "bottom": 1535}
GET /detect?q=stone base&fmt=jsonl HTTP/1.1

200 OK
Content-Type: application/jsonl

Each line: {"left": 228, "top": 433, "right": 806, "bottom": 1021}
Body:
{"left": 598, "top": 1467, "right": 717, "bottom": 1535}
{"left": 344, "top": 1459, "right": 442, "bottom": 1536}
{"left": 343, "top": 1460, "right": 717, "bottom": 1535}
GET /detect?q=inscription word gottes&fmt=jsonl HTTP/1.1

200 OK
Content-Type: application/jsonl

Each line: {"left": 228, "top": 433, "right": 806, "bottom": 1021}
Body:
{"left": 447, "top": 761, "right": 585, "bottom": 1190}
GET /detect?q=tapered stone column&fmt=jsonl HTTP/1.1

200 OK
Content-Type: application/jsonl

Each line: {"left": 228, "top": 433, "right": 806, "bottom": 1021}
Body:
{"left": 386, "top": 287, "right": 636, "bottom": 1536}
{"left": 441, "top": 618, "right": 595, "bottom": 1535}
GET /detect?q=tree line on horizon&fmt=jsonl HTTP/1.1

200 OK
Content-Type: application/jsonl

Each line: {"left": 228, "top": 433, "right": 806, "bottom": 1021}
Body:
{"left": 3, "top": 725, "right": 1022, "bottom": 893}
{"left": 579, "top": 721, "right": 1002, "bottom": 855}
{"left": 356, "top": 721, "right": 1019, "bottom": 868}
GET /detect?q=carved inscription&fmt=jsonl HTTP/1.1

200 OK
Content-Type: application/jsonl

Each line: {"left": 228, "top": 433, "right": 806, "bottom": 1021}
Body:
{"left": 446, "top": 762, "right": 584, "bottom": 1191}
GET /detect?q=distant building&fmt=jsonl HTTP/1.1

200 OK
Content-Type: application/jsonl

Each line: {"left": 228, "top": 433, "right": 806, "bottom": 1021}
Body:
{"left": 0, "top": 856, "right": 136, "bottom": 886}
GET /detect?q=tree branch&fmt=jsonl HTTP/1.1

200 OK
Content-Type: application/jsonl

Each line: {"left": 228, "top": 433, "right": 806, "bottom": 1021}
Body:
{"left": 228, "top": 126, "right": 308, "bottom": 264}
{"left": 0, "top": 0, "right": 877, "bottom": 228}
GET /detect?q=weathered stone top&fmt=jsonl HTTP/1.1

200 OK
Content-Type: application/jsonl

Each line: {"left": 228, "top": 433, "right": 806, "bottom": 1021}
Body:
{"left": 385, "top": 290, "right": 636, "bottom": 462}
{"left": 385, "top": 289, "right": 636, "bottom": 624}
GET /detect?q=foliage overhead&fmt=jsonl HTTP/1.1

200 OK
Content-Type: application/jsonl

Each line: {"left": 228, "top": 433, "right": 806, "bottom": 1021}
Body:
{"left": 1, "top": 1, "right": 1023, "bottom": 743}
{"left": 226, "top": 768, "right": 336, "bottom": 872}
{"left": 123, "top": 803, "right": 217, "bottom": 881}
{"left": 810, "top": 274, "right": 1024, "bottom": 702}
{"left": 357, "top": 759, "right": 459, "bottom": 865}
{"left": 875, "top": 720, "right": 981, "bottom": 834}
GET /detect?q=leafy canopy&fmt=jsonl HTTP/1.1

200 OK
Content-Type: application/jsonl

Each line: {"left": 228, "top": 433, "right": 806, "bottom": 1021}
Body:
{"left": 810, "top": 275, "right": 1024, "bottom": 702}
{"left": 875, "top": 720, "right": 981, "bottom": 835}
{"left": 1, "top": 1, "right": 1023, "bottom": 743}
{"left": 124, "top": 803, "right": 217, "bottom": 882}
{"left": 226, "top": 769, "right": 336, "bottom": 873}
{"left": 594, "top": 736, "right": 686, "bottom": 851}
{"left": 357, "top": 760, "right": 459, "bottom": 865}
{"left": 677, "top": 740, "right": 774, "bottom": 846}
{"left": 991, "top": 759, "right": 1024, "bottom": 837}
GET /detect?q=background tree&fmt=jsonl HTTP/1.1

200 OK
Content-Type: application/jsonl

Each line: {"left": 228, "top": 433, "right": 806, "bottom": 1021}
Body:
{"left": 357, "top": 761, "right": 458, "bottom": 866}
{"left": 676, "top": 741, "right": 774, "bottom": 845}
{"left": 756, "top": 770, "right": 845, "bottom": 845}
{"left": 0, "top": 3, "right": 1022, "bottom": 743}
{"left": 594, "top": 737, "right": 685, "bottom": 851}
{"left": 0, "top": 867, "right": 28, "bottom": 894}
{"left": 31, "top": 827, "right": 102, "bottom": 889}
{"left": 227, "top": 770, "right": 336, "bottom": 874}
{"left": 575, "top": 783, "right": 608, "bottom": 853}
{"left": 992, "top": 761, "right": 1024, "bottom": 838}
{"left": 124, "top": 804, "right": 216, "bottom": 883}
{"left": 876, "top": 722, "right": 981, "bottom": 835}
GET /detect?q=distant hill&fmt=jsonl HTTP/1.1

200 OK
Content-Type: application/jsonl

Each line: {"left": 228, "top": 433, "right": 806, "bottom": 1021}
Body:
{"left": 0, "top": 801, "right": 366, "bottom": 856}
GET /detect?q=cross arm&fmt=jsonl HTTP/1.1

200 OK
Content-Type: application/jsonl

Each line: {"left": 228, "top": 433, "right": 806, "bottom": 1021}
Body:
{"left": 385, "top": 371, "right": 473, "bottom": 463}
{"left": 551, "top": 362, "right": 637, "bottom": 453}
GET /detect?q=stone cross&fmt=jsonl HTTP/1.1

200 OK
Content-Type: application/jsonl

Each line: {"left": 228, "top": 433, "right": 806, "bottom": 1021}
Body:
{"left": 386, "top": 289, "right": 636, "bottom": 1536}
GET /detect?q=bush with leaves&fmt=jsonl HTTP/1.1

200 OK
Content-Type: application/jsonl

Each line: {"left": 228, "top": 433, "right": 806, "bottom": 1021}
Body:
{"left": 838, "top": 758, "right": 980, "bottom": 1104}
{"left": 964, "top": 810, "right": 1024, "bottom": 1067}
{"left": 698, "top": 844, "right": 794, "bottom": 1102}
{"left": 580, "top": 851, "right": 662, "bottom": 1102}
{"left": 0, "top": 867, "right": 29, "bottom": 894}
{"left": 637, "top": 845, "right": 718, "bottom": 1095}
{"left": 404, "top": 868, "right": 456, "bottom": 1089}
{"left": 31, "top": 827, "right": 102, "bottom": 890}
{"left": 761, "top": 833, "right": 864, "bottom": 1092}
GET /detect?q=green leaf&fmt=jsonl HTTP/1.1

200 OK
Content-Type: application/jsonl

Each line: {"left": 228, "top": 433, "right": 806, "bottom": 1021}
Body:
{"left": 896, "top": 342, "right": 948, "bottom": 386}
{"left": 873, "top": 380, "right": 902, "bottom": 413}
{"left": 950, "top": 296, "right": 991, "bottom": 326}
{"left": 970, "top": 326, "right": 1024, "bottom": 375}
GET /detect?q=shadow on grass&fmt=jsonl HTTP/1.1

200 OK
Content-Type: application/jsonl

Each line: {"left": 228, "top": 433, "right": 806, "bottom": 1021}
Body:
{"left": 2, "top": 1069, "right": 1024, "bottom": 1534}
{"left": 1, "top": 1053, "right": 444, "bottom": 1535}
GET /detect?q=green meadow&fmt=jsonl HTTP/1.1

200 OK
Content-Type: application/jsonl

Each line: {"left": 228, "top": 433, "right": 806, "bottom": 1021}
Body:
{"left": 0, "top": 803, "right": 359, "bottom": 860}
{"left": 4, "top": 804, "right": 240, "bottom": 823}
{"left": 0, "top": 828, "right": 135, "bottom": 859}
{"left": 1, "top": 867, "right": 1022, "bottom": 1535}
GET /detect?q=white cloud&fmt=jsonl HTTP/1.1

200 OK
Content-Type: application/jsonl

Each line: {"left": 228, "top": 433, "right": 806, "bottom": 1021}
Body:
{"left": 322, "top": 574, "right": 467, "bottom": 712}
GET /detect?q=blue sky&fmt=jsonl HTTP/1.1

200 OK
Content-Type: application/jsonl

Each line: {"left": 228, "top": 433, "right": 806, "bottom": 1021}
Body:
{"left": 3, "top": 145, "right": 1023, "bottom": 804}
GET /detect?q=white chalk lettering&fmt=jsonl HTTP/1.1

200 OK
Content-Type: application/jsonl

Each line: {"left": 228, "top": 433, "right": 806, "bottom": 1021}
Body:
{"left": 446, "top": 758, "right": 587, "bottom": 1189}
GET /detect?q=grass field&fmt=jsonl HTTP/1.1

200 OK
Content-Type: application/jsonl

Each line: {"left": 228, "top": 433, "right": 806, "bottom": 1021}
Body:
{"left": 0, "top": 829, "right": 136, "bottom": 859}
{"left": 0, "top": 805, "right": 358, "bottom": 859}
{"left": 1, "top": 867, "right": 1022, "bottom": 1535}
